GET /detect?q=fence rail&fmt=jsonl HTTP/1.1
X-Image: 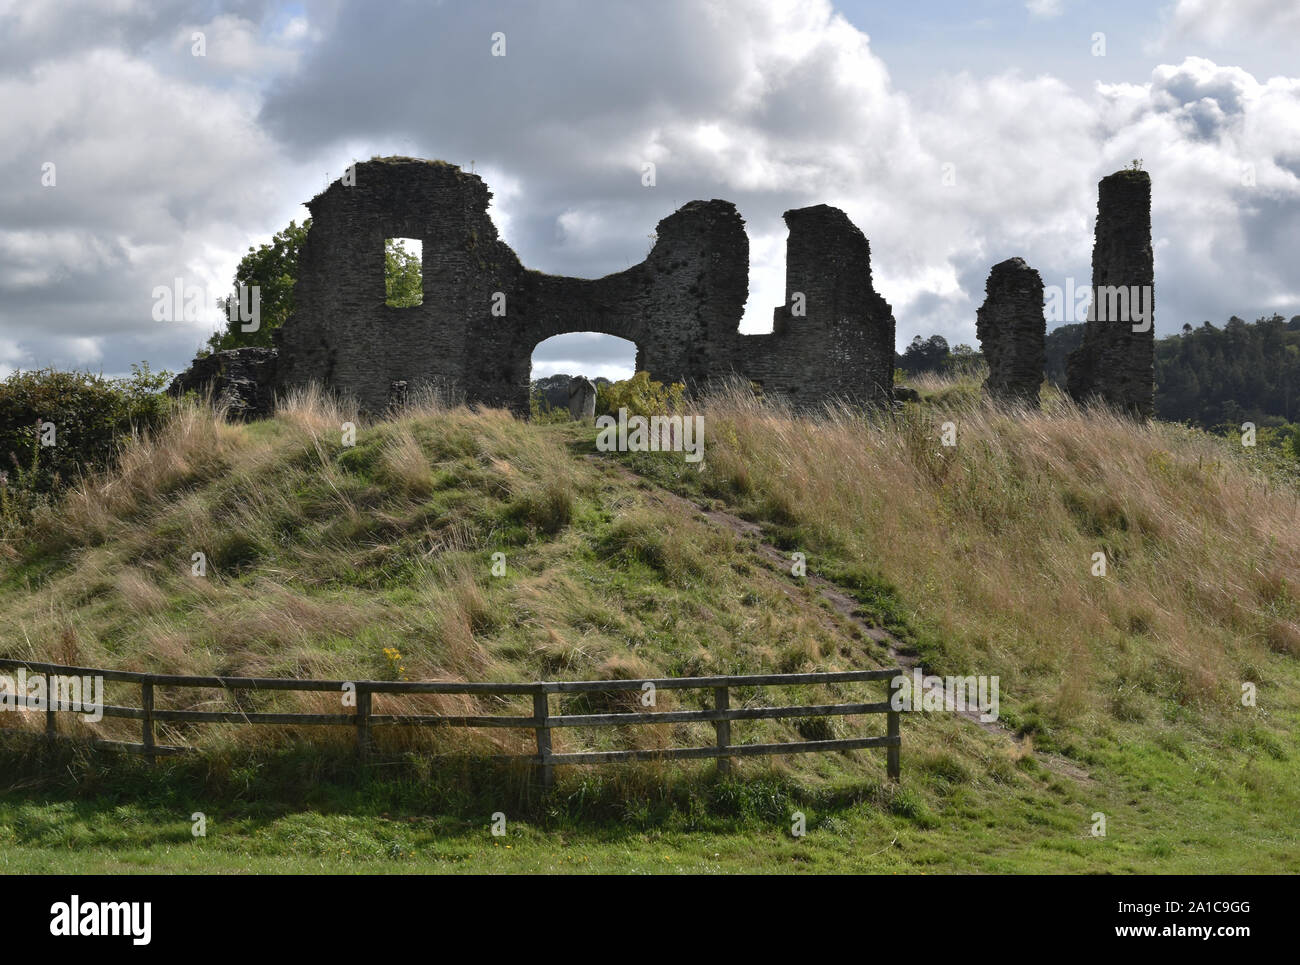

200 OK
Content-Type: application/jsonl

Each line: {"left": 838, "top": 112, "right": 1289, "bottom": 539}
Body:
{"left": 0, "top": 658, "right": 903, "bottom": 786}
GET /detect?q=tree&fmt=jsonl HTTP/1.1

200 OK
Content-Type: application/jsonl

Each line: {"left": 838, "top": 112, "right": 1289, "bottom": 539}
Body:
{"left": 1044, "top": 323, "right": 1085, "bottom": 385}
{"left": 384, "top": 240, "right": 422, "bottom": 308}
{"left": 207, "top": 220, "right": 311, "bottom": 353}
{"left": 204, "top": 221, "right": 423, "bottom": 353}
{"left": 595, "top": 371, "right": 685, "bottom": 417}
{"left": 899, "top": 334, "right": 951, "bottom": 375}
{"left": 1153, "top": 313, "right": 1300, "bottom": 426}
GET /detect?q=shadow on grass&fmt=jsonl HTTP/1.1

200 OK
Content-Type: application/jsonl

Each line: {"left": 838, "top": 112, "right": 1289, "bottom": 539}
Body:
{"left": 0, "top": 734, "right": 897, "bottom": 847}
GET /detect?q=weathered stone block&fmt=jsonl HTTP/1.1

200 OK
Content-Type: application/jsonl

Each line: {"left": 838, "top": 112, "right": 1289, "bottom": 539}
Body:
{"left": 567, "top": 377, "right": 596, "bottom": 421}
{"left": 976, "top": 257, "right": 1045, "bottom": 407}
{"left": 1066, "top": 169, "right": 1154, "bottom": 417}
{"left": 168, "top": 347, "right": 278, "bottom": 421}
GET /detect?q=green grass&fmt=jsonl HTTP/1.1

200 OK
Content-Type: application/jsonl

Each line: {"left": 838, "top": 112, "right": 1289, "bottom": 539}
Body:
{"left": 1, "top": 384, "right": 1297, "bottom": 873}
{"left": 2, "top": 707, "right": 1294, "bottom": 873}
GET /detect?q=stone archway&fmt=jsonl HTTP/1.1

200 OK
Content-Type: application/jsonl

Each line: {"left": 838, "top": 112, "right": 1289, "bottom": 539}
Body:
{"left": 272, "top": 156, "right": 896, "bottom": 414}
{"left": 529, "top": 332, "right": 638, "bottom": 415}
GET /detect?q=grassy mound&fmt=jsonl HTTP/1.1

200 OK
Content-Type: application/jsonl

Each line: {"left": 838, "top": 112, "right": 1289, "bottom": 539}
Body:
{"left": 0, "top": 377, "right": 1296, "bottom": 873}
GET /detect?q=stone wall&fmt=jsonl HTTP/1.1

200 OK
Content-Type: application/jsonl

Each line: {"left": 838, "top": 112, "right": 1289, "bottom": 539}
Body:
{"left": 271, "top": 157, "right": 896, "bottom": 414}
{"left": 533, "top": 374, "right": 611, "bottom": 411}
{"left": 745, "top": 205, "right": 896, "bottom": 404}
{"left": 975, "top": 257, "right": 1045, "bottom": 407}
{"left": 1066, "top": 169, "right": 1155, "bottom": 417}
{"left": 567, "top": 377, "right": 596, "bottom": 421}
{"left": 168, "top": 347, "right": 278, "bottom": 420}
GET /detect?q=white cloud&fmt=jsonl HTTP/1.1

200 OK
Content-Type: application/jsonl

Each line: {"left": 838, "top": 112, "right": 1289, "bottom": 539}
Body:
{"left": 532, "top": 332, "right": 638, "bottom": 380}
{"left": 177, "top": 13, "right": 302, "bottom": 75}
{"left": 0, "top": 45, "right": 303, "bottom": 373}
{"left": 1161, "top": 0, "right": 1300, "bottom": 44}
{"left": 1026, "top": 0, "right": 1065, "bottom": 19}
{"left": 1091, "top": 57, "right": 1300, "bottom": 326}
{"left": 2, "top": 0, "right": 1298, "bottom": 384}
{"left": 279, "top": 16, "right": 309, "bottom": 43}
{"left": 60, "top": 335, "right": 104, "bottom": 365}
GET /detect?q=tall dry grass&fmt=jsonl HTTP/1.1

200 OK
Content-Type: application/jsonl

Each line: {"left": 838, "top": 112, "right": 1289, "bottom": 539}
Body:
{"left": 3, "top": 376, "right": 1295, "bottom": 757}
{"left": 0, "top": 387, "right": 566, "bottom": 755}
{"left": 694, "top": 381, "right": 1300, "bottom": 726}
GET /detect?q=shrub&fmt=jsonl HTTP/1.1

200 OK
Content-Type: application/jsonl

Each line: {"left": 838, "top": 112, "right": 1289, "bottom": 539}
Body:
{"left": 528, "top": 392, "right": 571, "bottom": 425}
{"left": 595, "top": 371, "right": 685, "bottom": 418}
{"left": 0, "top": 364, "right": 171, "bottom": 523}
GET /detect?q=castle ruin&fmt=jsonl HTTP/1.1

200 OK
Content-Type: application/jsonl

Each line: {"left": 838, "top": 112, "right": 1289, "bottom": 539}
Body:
{"left": 976, "top": 168, "right": 1154, "bottom": 416}
{"left": 267, "top": 157, "right": 895, "bottom": 413}
{"left": 1065, "top": 169, "right": 1155, "bottom": 417}
{"left": 975, "top": 257, "right": 1046, "bottom": 407}
{"left": 174, "top": 158, "right": 1155, "bottom": 421}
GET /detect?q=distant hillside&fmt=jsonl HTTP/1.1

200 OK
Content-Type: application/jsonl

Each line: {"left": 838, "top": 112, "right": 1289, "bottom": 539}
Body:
{"left": 1046, "top": 314, "right": 1300, "bottom": 428}
{"left": 903, "top": 314, "right": 1300, "bottom": 433}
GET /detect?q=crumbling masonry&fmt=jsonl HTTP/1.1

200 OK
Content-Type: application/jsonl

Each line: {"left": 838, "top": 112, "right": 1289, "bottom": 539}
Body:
{"left": 1066, "top": 169, "right": 1155, "bottom": 417}
{"left": 262, "top": 157, "right": 896, "bottom": 414}
{"left": 173, "top": 158, "right": 1155, "bottom": 421}
{"left": 973, "top": 169, "right": 1153, "bottom": 416}
{"left": 975, "top": 257, "right": 1045, "bottom": 407}
{"left": 169, "top": 346, "right": 278, "bottom": 420}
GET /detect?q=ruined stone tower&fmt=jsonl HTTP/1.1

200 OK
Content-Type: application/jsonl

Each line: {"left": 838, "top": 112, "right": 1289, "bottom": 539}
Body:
{"left": 975, "top": 257, "right": 1045, "bottom": 407}
{"left": 270, "top": 157, "right": 896, "bottom": 413}
{"left": 761, "top": 205, "right": 896, "bottom": 403}
{"left": 1065, "top": 169, "right": 1154, "bottom": 417}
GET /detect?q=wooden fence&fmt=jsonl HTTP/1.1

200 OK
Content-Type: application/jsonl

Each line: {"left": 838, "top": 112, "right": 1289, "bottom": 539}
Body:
{"left": 0, "top": 658, "right": 903, "bottom": 786}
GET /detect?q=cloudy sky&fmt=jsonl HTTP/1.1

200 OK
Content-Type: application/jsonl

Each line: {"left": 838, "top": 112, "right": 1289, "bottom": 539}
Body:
{"left": 2, "top": 0, "right": 1298, "bottom": 382}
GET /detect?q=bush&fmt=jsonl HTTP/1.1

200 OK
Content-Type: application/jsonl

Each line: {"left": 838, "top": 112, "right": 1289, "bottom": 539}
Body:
{"left": 595, "top": 371, "right": 685, "bottom": 418}
{"left": 528, "top": 393, "right": 571, "bottom": 425}
{"left": 0, "top": 364, "right": 171, "bottom": 523}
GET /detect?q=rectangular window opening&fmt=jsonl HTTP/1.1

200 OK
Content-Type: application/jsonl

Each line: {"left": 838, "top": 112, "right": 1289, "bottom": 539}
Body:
{"left": 385, "top": 237, "right": 423, "bottom": 307}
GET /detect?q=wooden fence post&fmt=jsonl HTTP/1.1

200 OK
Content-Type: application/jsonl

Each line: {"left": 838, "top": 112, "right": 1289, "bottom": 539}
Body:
{"left": 356, "top": 688, "right": 372, "bottom": 762}
{"left": 141, "top": 679, "right": 155, "bottom": 764}
{"left": 533, "top": 689, "right": 553, "bottom": 790}
{"left": 714, "top": 686, "right": 731, "bottom": 775}
{"left": 45, "top": 680, "right": 56, "bottom": 742}
{"left": 886, "top": 675, "right": 901, "bottom": 782}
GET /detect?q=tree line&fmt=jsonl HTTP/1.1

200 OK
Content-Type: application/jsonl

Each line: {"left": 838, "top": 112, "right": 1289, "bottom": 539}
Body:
{"left": 902, "top": 315, "right": 1300, "bottom": 433}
